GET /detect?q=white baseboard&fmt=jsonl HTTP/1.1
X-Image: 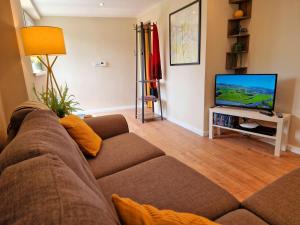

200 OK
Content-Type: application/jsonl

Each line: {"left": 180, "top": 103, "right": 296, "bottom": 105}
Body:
{"left": 78, "top": 106, "right": 208, "bottom": 137}
{"left": 77, "top": 105, "right": 135, "bottom": 115}
{"left": 242, "top": 137, "right": 300, "bottom": 155}
{"left": 167, "top": 116, "right": 208, "bottom": 137}
{"left": 287, "top": 145, "right": 300, "bottom": 155}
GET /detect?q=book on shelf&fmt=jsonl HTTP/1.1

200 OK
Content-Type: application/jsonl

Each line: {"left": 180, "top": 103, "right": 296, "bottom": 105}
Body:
{"left": 213, "top": 113, "right": 239, "bottom": 128}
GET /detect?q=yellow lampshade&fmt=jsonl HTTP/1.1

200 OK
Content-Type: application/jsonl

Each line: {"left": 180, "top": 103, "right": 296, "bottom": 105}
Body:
{"left": 21, "top": 26, "right": 66, "bottom": 56}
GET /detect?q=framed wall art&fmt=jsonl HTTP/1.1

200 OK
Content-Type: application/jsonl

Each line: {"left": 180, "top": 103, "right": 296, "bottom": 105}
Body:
{"left": 169, "top": 0, "right": 201, "bottom": 66}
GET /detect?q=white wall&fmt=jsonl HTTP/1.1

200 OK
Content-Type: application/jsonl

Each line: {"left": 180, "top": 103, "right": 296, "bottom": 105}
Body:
{"left": 204, "top": 0, "right": 232, "bottom": 131}
{"left": 37, "top": 17, "right": 136, "bottom": 112}
{"left": 138, "top": 0, "right": 208, "bottom": 135}
{"left": 248, "top": 0, "right": 300, "bottom": 148}
{"left": 138, "top": 0, "right": 300, "bottom": 150}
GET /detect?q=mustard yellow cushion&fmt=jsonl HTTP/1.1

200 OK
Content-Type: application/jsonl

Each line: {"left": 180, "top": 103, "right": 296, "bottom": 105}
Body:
{"left": 60, "top": 115, "right": 102, "bottom": 157}
{"left": 112, "top": 194, "right": 219, "bottom": 225}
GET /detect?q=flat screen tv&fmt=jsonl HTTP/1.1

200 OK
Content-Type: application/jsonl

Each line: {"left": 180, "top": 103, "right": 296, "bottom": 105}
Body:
{"left": 215, "top": 74, "right": 278, "bottom": 111}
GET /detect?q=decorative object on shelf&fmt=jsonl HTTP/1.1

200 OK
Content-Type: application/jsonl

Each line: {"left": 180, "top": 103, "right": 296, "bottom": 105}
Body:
{"left": 34, "top": 84, "right": 81, "bottom": 118}
{"left": 239, "top": 27, "right": 248, "bottom": 34}
{"left": 231, "top": 42, "right": 244, "bottom": 53}
{"left": 213, "top": 113, "right": 239, "bottom": 128}
{"left": 169, "top": 0, "right": 201, "bottom": 65}
{"left": 237, "top": 54, "right": 244, "bottom": 68}
{"left": 20, "top": 26, "right": 66, "bottom": 104}
{"left": 234, "top": 9, "right": 244, "bottom": 18}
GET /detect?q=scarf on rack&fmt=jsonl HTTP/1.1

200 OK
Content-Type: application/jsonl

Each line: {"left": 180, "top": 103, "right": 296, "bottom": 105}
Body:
{"left": 151, "top": 24, "right": 162, "bottom": 81}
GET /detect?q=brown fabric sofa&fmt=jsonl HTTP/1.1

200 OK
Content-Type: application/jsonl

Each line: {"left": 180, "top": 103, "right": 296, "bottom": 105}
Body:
{"left": 0, "top": 110, "right": 299, "bottom": 225}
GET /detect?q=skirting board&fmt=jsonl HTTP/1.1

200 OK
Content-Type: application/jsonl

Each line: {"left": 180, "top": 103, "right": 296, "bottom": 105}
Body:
{"left": 238, "top": 136, "right": 300, "bottom": 155}
{"left": 77, "top": 106, "right": 208, "bottom": 137}
{"left": 167, "top": 117, "right": 208, "bottom": 137}
{"left": 77, "top": 105, "right": 135, "bottom": 115}
{"left": 287, "top": 145, "right": 300, "bottom": 155}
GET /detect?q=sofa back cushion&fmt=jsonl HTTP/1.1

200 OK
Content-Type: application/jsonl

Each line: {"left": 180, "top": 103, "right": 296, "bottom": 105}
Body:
{"left": 0, "top": 154, "right": 119, "bottom": 225}
{"left": 0, "top": 110, "right": 119, "bottom": 223}
{"left": 1, "top": 111, "right": 94, "bottom": 191}
{"left": 6, "top": 101, "right": 49, "bottom": 144}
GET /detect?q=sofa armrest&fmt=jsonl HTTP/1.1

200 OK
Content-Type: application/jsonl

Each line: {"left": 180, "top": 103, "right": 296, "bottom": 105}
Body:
{"left": 84, "top": 114, "right": 129, "bottom": 140}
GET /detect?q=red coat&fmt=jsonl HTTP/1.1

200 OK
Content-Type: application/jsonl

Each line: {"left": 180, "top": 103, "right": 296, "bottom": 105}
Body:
{"left": 151, "top": 24, "right": 162, "bottom": 80}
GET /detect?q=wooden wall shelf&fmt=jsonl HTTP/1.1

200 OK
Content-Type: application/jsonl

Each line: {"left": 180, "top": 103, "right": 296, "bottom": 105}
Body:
{"left": 228, "top": 16, "right": 251, "bottom": 21}
{"left": 228, "top": 33, "right": 249, "bottom": 38}
{"left": 226, "top": 0, "right": 252, "bottom": 74}
{"left": 229, "top": 0, "right": 249, "bottom": 4}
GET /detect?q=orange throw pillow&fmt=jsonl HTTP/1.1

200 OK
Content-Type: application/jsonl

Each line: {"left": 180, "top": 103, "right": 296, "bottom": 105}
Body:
{"left": 60, "top": 115, "right": 102, "bottom": 157}
{"left": 112, "top": 194, "right": 219, "bottom": 225}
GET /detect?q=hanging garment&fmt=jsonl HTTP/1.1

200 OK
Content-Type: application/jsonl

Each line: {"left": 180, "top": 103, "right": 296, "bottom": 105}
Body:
{"left": 144, "top": 28, "right": 152, "bottom": 108}
{"left": 150, "top": 24, "right": 162, "bottom": 98}
{"left": 151, "top": 24, "right": 162, "bottom": 80}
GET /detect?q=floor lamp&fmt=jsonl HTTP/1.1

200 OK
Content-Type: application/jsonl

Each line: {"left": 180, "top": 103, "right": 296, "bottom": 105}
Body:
{"left": 21, "top": 26, "right": 66, "bottom": 103}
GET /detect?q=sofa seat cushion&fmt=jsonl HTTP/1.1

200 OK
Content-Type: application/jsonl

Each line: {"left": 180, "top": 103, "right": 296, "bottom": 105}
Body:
{"left": 0, "top": 154, "right": 119, "bottom": 225}
{"left": 242, "top": 168, "right": 300, "bottom": 225}
{"left": 97, "top": 156, "right": 239, "bottom": 220}
{"left": 88, "top": 133, "right": 165, "bottom": 178}
{"left": 215, "top": 209, "right": 269, "bottom": 225}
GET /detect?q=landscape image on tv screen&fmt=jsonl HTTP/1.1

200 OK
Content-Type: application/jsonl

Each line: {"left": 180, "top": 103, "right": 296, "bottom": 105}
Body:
{"left": 215, "top": 74, "right": 277, "bottom": 110}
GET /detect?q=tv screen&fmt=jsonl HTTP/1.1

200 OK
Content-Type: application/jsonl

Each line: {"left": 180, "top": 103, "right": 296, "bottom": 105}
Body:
{"left": 215, "top": 74, "right": 277, "bottom": 110}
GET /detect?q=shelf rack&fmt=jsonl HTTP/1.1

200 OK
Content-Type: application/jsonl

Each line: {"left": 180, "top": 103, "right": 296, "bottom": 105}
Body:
{"left": 226, "top": 0, "right": 252, "bottom": 74}
{"left": 135, "top": 22, "right": 163, "bottom": 123}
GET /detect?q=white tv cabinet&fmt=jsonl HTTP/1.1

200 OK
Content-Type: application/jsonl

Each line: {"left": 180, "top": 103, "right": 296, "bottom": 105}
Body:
{"left": 209, "top": 107, "right": 291, "bottom": 157}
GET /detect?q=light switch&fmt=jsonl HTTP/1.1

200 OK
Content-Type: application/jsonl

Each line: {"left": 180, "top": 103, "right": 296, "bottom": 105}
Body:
{"left": 93, "top": 60, "right": 108, "bottom": 67}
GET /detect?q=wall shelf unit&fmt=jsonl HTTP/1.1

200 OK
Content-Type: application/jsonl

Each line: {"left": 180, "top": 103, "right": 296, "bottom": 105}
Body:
{"left": 228, "top": 33, "right": 249, "bottom": 38}
{"left": 226, "top": 0, "right": 252, "bottom": 74}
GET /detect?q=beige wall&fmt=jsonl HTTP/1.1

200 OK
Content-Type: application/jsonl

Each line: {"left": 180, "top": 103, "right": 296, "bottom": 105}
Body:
{"left": 0, "top": 91, "right": 7, "bottom": 145}
{"left": 0, "top": 0, "right": 29, "bottom": 123}
{"left": 10, "top": 0, "right": 36, "bottom": 100}
{"left": 139, "top": 0, "right": 300, "bottom": 149}
{"left": 138, "top": 0, "right": 208, "bottom": 134}
{"left": 37, "top": 17, "right": 136, "bottom": 112}
{"left": 203, "top": 0, "right": 232, "bottom": 131}
{"left": 248, "top": 0, "right": 300, "bottom": 147}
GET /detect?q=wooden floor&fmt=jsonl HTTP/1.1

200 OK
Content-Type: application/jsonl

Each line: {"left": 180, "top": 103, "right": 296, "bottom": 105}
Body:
{"left": 97, "top": 109, "right": 300, "bottom": 202}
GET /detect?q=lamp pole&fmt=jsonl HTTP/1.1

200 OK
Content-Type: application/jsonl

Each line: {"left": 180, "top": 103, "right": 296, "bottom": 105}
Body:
{"left": 37, "top": 55, "right": 63, "bottom": 104}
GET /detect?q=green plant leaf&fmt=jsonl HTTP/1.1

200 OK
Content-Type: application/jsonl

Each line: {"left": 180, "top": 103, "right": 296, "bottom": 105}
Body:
{"left": 32, "top": 83, "right": 81, "bottom": 118}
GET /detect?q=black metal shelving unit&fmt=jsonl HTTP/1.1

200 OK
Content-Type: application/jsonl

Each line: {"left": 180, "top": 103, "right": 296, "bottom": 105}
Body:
{"left": 135, "top": 22, "right": 163, "bottom": 123}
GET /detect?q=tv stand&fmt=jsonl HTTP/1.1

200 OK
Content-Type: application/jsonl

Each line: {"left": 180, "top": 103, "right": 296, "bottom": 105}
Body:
{"left": 209, "top": 107, "right": 291, "bottom": 157}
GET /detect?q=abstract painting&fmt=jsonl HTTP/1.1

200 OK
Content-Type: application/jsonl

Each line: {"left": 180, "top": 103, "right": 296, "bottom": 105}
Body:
{"left": 169, "top": 0, "right": 201, "bottom": 66}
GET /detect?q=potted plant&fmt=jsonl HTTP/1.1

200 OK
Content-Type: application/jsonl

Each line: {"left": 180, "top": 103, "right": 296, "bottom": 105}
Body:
{"left": 34, "top": 84, "right": 81, "bottom": 118}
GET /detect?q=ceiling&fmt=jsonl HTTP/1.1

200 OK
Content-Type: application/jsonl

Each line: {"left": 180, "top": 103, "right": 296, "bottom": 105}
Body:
{"left": 31, "top": 0, "right": 163, "bottom": 18}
